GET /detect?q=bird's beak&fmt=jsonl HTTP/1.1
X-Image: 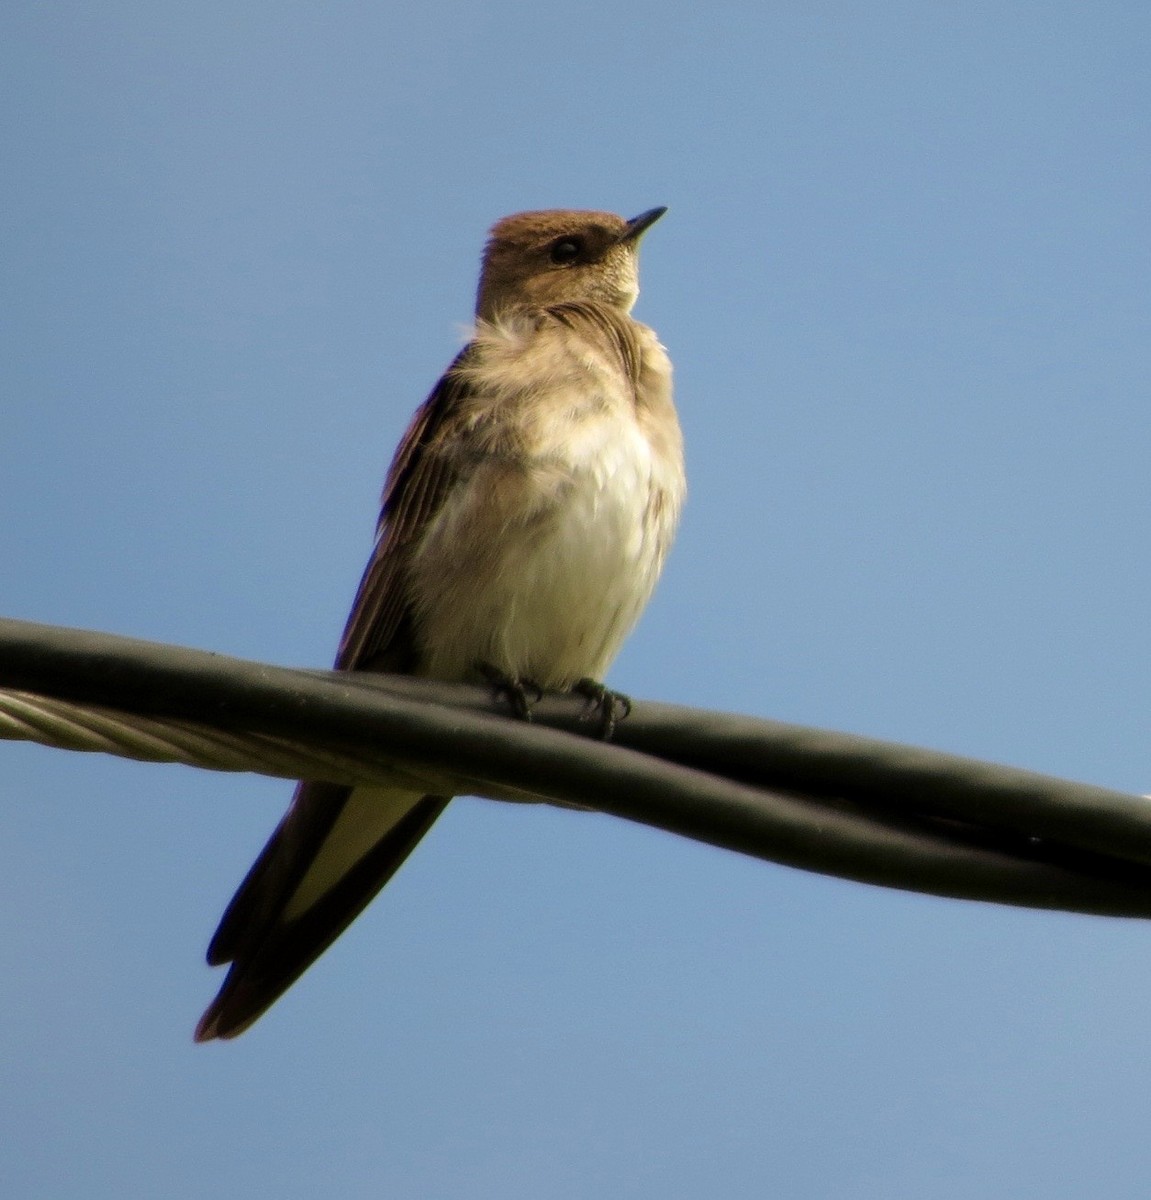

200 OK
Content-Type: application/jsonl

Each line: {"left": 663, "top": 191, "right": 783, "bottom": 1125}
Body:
{"left": 620, "top": 206, "right": 668, "bottom": 243}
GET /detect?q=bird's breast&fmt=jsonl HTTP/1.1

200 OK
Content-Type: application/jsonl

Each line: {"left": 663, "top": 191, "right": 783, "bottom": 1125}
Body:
{"left": 408, "top": 354, "right": 683, "bottom": 688}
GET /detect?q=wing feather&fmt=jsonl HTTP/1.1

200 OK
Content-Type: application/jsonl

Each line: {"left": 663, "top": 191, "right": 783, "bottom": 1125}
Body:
{"left": 197, "top": 347, "right": 479, "bottom": 1039}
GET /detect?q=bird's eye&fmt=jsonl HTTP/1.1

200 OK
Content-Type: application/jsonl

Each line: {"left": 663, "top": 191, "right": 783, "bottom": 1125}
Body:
{"left": 549, "top": 237, "right": 583, "bottom": 265}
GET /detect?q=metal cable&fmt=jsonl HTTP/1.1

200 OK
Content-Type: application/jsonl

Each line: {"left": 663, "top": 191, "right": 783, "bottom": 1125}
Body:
{"left": 3, "top": 616, "right": 1151, "bottom": 919}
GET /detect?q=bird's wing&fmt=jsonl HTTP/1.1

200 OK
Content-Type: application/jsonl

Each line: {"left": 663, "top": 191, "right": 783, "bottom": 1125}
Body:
{"left": 196, "top": 349, "right": 477, "bottom": 1041}
{"left": 335, "top": 346, "right": 477, "bottom": 672}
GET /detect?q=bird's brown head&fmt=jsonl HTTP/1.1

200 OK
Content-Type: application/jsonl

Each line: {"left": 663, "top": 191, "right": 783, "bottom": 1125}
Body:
{"left": 475, "top": 207, "right": 666, "bottom": 322}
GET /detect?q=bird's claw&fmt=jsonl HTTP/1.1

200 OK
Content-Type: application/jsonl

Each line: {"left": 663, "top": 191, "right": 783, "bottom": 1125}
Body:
{"left": 478, "top": 663, "right": 543, "bottom": 721}
{"left": 572, "top": 677, "right": 631, "bottom": 740}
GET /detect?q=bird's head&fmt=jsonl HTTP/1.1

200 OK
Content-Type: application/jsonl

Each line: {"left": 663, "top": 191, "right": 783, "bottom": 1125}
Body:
{"left": 475, "top": 207, "right": 666, "bottom": 322}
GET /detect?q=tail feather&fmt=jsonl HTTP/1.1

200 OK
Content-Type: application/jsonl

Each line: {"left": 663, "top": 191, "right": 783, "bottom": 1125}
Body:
{"left": 196, "top": 782, "right": 449, "bottom": 1041}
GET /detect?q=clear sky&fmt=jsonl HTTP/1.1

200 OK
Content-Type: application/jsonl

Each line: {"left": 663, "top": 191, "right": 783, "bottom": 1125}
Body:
{"left": 2, "top": 2, "right": 1150, "bottom": 1196}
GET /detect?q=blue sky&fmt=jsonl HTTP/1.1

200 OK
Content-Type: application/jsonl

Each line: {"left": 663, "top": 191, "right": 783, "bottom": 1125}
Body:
{"left": 2, "top": 2, "right": 1150, "bottom": 1196}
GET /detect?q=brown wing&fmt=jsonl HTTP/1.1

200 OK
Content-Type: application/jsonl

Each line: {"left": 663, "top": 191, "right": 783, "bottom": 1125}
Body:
{"left": 336, "top": 344, "right": 477, "bottom": 670}
{"left": 195, "top": 347, "right": 478, "bottom": 1040}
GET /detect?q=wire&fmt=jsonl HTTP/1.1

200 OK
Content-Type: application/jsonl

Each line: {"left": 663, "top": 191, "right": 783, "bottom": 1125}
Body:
{"left": 3, "top": 615, "right": 1151, "bottom": 919}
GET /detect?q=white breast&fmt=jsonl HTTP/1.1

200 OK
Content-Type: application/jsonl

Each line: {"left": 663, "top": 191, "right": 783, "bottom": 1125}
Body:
{"left": 408, "top": 317, "right": 683, "bottom": 688}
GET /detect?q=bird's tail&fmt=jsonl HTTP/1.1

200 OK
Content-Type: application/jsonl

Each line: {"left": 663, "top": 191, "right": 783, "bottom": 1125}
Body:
{"left": 195, "top": 782, "right": 449, "bottom": 1041}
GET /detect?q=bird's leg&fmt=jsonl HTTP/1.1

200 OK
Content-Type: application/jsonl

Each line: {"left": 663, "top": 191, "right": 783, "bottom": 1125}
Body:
{"left": 477, "top": 663, "right": 543, "bottom": 721}
{"left": 572, "top": 678, "right": 632, "bottom": 740}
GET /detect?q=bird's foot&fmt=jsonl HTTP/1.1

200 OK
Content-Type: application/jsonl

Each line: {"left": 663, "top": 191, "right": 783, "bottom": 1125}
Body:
{"left": 572, "top": 677, "right": 631, "bottom": 740}
{"left": 477, "top": 663, "right": 543, "bottom": 721}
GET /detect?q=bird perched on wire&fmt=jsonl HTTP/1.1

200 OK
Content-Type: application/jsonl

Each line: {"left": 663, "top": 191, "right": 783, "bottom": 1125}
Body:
{"left": 196, "top": 206, "right": 685, "bottom": 1040}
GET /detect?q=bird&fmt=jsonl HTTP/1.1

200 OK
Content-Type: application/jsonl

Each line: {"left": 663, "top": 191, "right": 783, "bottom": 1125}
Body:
{"left": 195, "top": 206, "right": 685, "bottom": 1040}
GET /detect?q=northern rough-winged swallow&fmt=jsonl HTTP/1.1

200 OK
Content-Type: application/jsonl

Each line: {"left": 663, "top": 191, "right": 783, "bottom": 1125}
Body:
{"left": 195, "top": 207, "right": 685, "bottom": 1040}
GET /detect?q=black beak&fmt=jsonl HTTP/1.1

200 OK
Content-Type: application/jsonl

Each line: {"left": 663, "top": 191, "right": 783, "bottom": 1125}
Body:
{"left": 620, "top": 206, "right": 668, "bottom": 243}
